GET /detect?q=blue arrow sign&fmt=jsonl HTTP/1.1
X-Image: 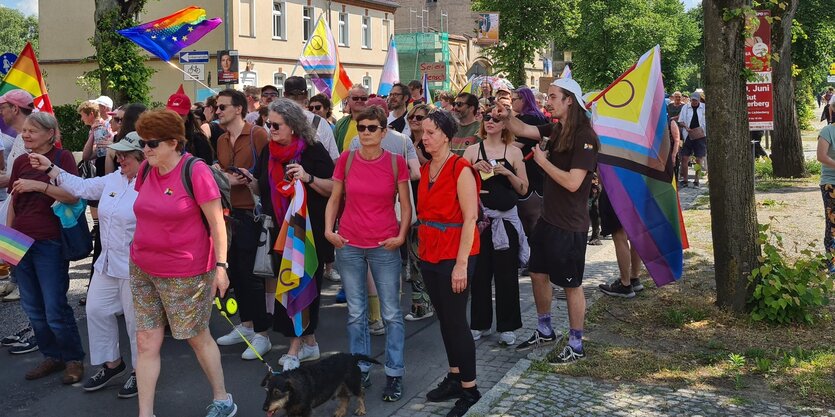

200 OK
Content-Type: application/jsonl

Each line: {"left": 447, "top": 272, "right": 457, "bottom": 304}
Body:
{"left": 179, "top": 51, "right": 209, "bottom": 64}
{"left": 0, "top": 53, "right": 17, "bottom": 76}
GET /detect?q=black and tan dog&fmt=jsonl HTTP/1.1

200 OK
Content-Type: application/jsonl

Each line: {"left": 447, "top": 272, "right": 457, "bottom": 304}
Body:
{"left": 261, "top": 353, "right": 381, "bottom": 417}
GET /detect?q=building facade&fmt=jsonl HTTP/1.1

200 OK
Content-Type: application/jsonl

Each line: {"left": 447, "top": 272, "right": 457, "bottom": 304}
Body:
{"left": 38, "top": 0, "right": 398, "bottom": 106}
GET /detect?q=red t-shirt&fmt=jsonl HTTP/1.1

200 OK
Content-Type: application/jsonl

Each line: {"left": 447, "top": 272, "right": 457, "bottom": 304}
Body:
{"left": 9, "top": 147, "right": 79, "bottom": 240}
{"left": 417, "top": 155, "right": 480, "bottom": 263}
{"left": 332, "top": 150, "right": 409, "bottom": 248}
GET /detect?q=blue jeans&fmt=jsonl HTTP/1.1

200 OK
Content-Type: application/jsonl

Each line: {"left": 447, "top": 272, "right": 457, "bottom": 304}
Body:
{"left": 336, "top": 244, "right": 404, "bottom": 377}
{"left": 16, "top": 239, "right": 85, "bottom": 361}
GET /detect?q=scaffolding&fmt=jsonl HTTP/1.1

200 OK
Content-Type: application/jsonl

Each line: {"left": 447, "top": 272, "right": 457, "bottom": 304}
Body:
{"left": 395, "top": 32, "right": 452, "bottom": 96}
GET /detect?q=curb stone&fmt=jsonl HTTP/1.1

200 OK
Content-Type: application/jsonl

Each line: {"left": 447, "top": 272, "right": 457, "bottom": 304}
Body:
{"left": 464, "top": 359, "right": 531, "bottom": 417}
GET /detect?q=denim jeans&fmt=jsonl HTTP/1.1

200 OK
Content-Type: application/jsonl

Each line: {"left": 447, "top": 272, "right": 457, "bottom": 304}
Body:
{"left": 336, "top": 244, "right": 404, "bottom": 377}
{"left": 16, "top": 239, "right": 85, "bottom": 362}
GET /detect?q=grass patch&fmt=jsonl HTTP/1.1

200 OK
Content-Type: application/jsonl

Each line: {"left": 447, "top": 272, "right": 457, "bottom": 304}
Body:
{"left": 691, "top": 195, "right": 710, "bottom": 209}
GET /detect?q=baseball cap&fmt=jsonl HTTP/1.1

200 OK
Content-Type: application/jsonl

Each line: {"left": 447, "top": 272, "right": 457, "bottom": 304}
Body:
{"left": 0, "top": 90, "right": 34, "bottom": 109}
{"left": 94, "top": 95, "right": 114, "bottom": 109}
{"left": 367, "top": 96, "right": 388, "bottom": 114}
{"left": 109, "top": 131, "right": 143, "bottom": 152}
{"left": 261, "top": 84, "right": 279, "bottom": 94}
{"left": 690, "top": 92, "right": 701, "bottom": 100}
{"left": 550, "top": 78, "right": 587, "bottom": 110}
{"left": 166, "top": 85, "right": 191, "bottom": 116}
{"left": 284, "top": 76, "right": 307, "bottom": 96}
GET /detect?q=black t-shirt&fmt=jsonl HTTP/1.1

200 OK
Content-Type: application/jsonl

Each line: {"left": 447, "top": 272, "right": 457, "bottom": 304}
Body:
{"left": 689, "top": 106, "right": 700, "bottom": 129}
{"left": 255, "top": 142, "right": 336, "bottom": 263}
{"left": 536, "top": 123, "right": 599, "bottom": 232}
{"left": 667, "top": 102, "right": 684, "bottom": 120}
{"left": 515, "top": 113, "right": 549, "bottom": 196}
{"left": 389, "top": 113, "right": 408, "bottom": 134}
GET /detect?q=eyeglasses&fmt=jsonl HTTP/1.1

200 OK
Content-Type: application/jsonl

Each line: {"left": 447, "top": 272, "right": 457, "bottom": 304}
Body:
{"left": 112, "top": 117, "right": 123, "bottom": 123}
{"left": 138, "top": 139, "right": 166, "bottom": 149}
{"left": 308, "top": 105, "right": 322, "bottom": 111}
{"left": 388, "top": 92, "right": 405, "bottom": 97}
{"left": 265, "top": 121, "right": 283, "bottom": 130}
{"left": 357, "top": 124, "right": 383, "bottom": 133}
{"left": 453, "top": 102, "right": 467, "bottom": 108}
{"left": 262, "top": 92, "right": 279, "bottom": 98}
{"left": 407, "top": 114, "right": 426, "bottom": 122}
{"left": 351, "top": 96, "right": 369, "bottom": 102}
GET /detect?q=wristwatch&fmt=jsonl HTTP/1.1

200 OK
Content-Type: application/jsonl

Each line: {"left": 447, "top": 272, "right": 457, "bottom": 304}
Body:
{"left": 44, "top": 163, "right": 55, "bottom": 175}
{"left": 305, "top": 173, "right": 315, "bottom": 184}
{"left": 216, "top": 262, "right": 229, "bottom": 269}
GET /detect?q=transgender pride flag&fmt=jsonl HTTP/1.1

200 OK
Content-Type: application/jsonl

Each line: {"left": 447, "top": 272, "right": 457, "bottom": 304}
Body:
{"left": 377, "top": 36, "right": 399, "bottom": 96}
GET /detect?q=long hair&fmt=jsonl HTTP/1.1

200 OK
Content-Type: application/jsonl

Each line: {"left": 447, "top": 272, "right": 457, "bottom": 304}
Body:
{"left": 553, "top": 87, "right": 598, "bottom": 154}
{"left": 516, "top": 86, "right": 547, "bottom": 120}
{"left": 268, "top": 99, "right": 317, "bottom": 145}
{"left": 115, "top": 103, "right": 147, "bottom": 142}
{"left": 478, "top": 107, "right": 514, "bottom": 145}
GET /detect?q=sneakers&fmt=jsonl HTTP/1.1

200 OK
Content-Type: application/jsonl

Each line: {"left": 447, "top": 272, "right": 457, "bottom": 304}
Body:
{"left": 588, "top": 238, "right": 602, "bottom": 246}
{"left": 9, "top": 334, "right": 39, "bottom": 354}
{"left": 515, "top": 329, "right": 560, "bottom": 351}
{"left": 631, "top": 278, "right": 644, "bottom": 292}
{"left": 118, "top": 372, "right": 138, "bottom": 398}
{"left": 282, "top": 354, "right": 300, "bottom": 372}
{"left": 446, "top": 388, "right": 481, "bottom": 417}
{"left": 25, "top": 357, "right": 65, "bottom": 380}
{"left": 679, "top": 180, "right": 689, "bottom": 188}
{"left": 334, "top": 287, "right": 347, "bottom": 304}
{"left": 297, "top": 343, "right": 320, "bottom": 362}
{"left": 470, "top": 329, "right": 493, "bottom": 341}
{"left": 241, "top": 333, "right": 272, "bottom": 360}
{"left": 598, "top": 280, "right": 636, "bottom": 298}
{"left": 498, "top": 331, "right": 516, "bottom": 346}
{"left": 549, "top": 345, "right": 586, "bottom": 365}
{"left": 405, "top": 303, "right": 434, "bottom": 321}
{"left": 360, "top": 371, "right": 372, "bottom": 388}
{"left": 62, "top": 360, "right": 84, "bottom": 385}
{"left": 2, "top": 285, "right": 20, "bottom": 301}
{"left": 369, "top": 320, "right": 386, "bottom": 336}
{"left": 426, "top": 375, "right": 463, "bottom": 402}
{"left": 382, "top": 376, "right": 403, "bottom": 402}
{"left": 2, "top": 326, "right": 32, "bottom": 347}
{"left": 324, "top": 267, "right": 341, "bottom": 282}
{"left": 0, "top": 280, "right": 14, "bottom": 297}
{"left": 83, "top": 361, "right": 127, "bottom": 391}
{"left": 216, "top": 324, "right": 254, "bottom": 346}
{"left": 205, "top": 394, "right": 238, "bottom": 417}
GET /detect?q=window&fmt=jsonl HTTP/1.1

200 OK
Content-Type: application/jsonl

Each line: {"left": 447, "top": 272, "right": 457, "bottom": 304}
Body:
{"left": 304, "top": 75, "right": 315, "bottom": 99}
{"left": 362, "top": 75, "right": 372, "bottom": 93}
{"left": 239, "top": 0, "right": 256, "bottom": 37}
{"left": 362, "top": 16, "right": 371, "bottom": 49}
{"left": 382, "top": 19, "right": 391, "bottom": 50}
{"left": 273, "top": 72, "right": 286, "bottom": 96}
{"left": 272, "top": 1, "right": 286, "bottom": 40}
{"left": 338, "top": 12, "right": 349, "bottom": 46}
{"left": 303, "top": 6, "right": 314, "bottom": 42}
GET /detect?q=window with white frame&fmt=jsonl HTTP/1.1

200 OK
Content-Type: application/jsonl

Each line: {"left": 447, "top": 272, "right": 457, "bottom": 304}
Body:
{"left": 304, "top": 75, "right": 315, "bottom": 98}
{"left": 382, "top": 19, "right": 391, "bottom": 50}
{"left": 272, "top": 1, "right": 286, "bottom": 40}
{"left": 338, "top": 12, "right": 349, "bottom": 46}
{"left": 362, "top": 75, "right": 372, "bottom": 92}
{"left": 362, "top": 16, "right": 371, "bottom": 49}
{"left": 273, "top": 73, "right": 286, "bottom": 96}
{"left": 303, "top": 6, "right": 314, "bottom": 42}
{"left": 239, "top": 0, "right": 256, "bottom": 37}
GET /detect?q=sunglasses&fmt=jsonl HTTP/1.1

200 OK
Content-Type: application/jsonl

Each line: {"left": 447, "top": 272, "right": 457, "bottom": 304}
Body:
{"left": 453, "top": 102, "right": 467, "bottom": 107}
{"left": 112, "top": 117, "right": 123, "bottom": 123}
{"left": 351, "top": 96, "right": 369, "bottom": 102}
{"left": 138, "top": 139, "right": 166, "bottom": 149}
{"left": 217, "top": 104, "right": 236, "bottom": 111}
{"left": 483, "top": 114, "right": 495, "bottom": 122}
{"left": 357, "top": 124, "right": 383, "bottom": 133}
{"left": 308, "top": 105, "right": 322, "bottom": 111}
{"left": 265, "top": 121, "right": 283, "bottom": 130}
{"left": 262, "top": 92, "right": 279, "bottom": 98}
{"left": 407, "top": 114, "right": 426, "bottom": 122}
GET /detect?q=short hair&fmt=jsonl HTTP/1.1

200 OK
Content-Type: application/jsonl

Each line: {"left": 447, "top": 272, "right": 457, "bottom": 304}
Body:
{"left": 205, "top": 95, "right": 218, "bottom": 110}
{"left": 77, "top": 100, "right": 99, "bottom": 116}
{"left": 355, "top": 106, "right": 388, "bottom": 127}
{"left": 437, "top": 91, "right": 454, "bottom": 103}
{"left": 426, "top": 109, "right": 458, "bottom": 140}
{"left": 672, "top": 91, "right": 682, "bottom": 97}
{"left": 391, "top": 83, "right": 409, "bottom": 96}
{"left": 268, "top": 99, "right": 317, "bottom": 146}
{"left": 309, "top": 94, "right": 332, "bottom": 118}
{"left": 26, "top": 112, "right": 60, "bottom": 144}
{"left": 407, "top": 80, "right": 422, "bottom": 92}
{"left": 349, "top": 84, "right": 369, "bottom": 97}
{"left": 406, "top": 103, "right": 430, "bottom": 119}
{"left": 243, "top": 86, "right": 260, "bottom": 101}
{"left": 136, "top": 109, "right": 187, "bottom": 152}
{"left": 217, "top": 89, "right": 248, "bottom": 119}
{"left": 456, "top": 92, "right": 479, "bottom": 114}
{"left": 115, "top": 149, "right": 146, "bottom": 163}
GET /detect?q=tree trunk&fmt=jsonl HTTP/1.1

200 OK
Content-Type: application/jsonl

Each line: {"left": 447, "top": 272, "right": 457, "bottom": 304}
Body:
{"left": 704, "top": 0, "right": 760, "bottom": 313}
{"left": 94, "top": 0, "right": 145, "bottom": 104}
{"left": 770, "top": 0, "right": 807, "bottom": 178}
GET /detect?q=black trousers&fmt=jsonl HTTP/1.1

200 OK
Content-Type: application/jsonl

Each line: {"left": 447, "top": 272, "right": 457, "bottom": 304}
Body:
{"left": 273, "top": 266, "right": 323, "bottom": 337}
{"left": 420, "top": 257, "right": 477, "bottom": 382}
{"left": 228, "top": 209, "right": 271, "bottom": 332}
{"left": 470, "top": 221, "right": 522, "bottom": 332}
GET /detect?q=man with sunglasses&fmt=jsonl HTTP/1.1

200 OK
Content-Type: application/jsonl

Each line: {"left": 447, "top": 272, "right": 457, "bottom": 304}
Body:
{"left": 334, "top": 84, "right": 370, "bottom": 151}
{"left": 282, "top": 76, "right": 339, "bottom": 161}
{"left": 386, "top": 83, "right": 411, "bottom": 138}
{"left": 245, "top": 85, "right": 280, "bottom": 125}
{"left": 451, "top": 93, "right": 481, "bottom": 155}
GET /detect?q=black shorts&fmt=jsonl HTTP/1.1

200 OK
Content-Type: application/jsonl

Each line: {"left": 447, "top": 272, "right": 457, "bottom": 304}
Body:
{"left": 681, "top": 137, "right": 707, "bottom": 158}
{"left": 528, "top": 220, "right": 587, "bottom": 288}
{"left": 599, "top": 191, "right": 621, "bottom": 237}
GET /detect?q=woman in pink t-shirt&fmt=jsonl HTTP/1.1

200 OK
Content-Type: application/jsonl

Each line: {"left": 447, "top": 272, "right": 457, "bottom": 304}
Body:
{"left": 130, "top": 110, "right": 237, "bottom": 417}
{"left": 324, "top": 106, "right": 411, "bottom": 399}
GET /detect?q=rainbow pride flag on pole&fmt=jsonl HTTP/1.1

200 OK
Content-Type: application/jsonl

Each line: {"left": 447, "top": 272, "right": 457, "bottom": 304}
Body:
{"left": 0, "top": 224, "right": 34, "bottom": 266}
{"left": 0, "top": 43, "right": 53, "bottom": 113}
{"left": 377, "top": 36, "right": 399, "bottom": 96}
{"left": 299, "top": 16, "right": 353, "bottom": 105}
{"left": 117, "top": 6, "right": 222, "bottom": 61}
{"left": 274, "top": 180, "right": 319, "bottom": 336}
{"left": 587, "top": 45, "right": 688, "bottom": 287}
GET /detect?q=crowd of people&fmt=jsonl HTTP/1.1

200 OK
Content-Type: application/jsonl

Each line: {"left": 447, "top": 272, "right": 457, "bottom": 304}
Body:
{"left": 0, "top": 73, "right": 708, "bottom": 417}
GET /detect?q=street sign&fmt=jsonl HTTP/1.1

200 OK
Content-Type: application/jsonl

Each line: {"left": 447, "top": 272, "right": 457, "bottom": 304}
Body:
{"left": 0, "top": 53, "right": 17, "bottom": 76}
{"left": 179, "top": 51, "right": 209, "bottom": 64}
{"left": 828, "top": 75, "right": 835, "bottom": 83}
{"left": 183, "top": 64, "right": 206, "bottom": 81}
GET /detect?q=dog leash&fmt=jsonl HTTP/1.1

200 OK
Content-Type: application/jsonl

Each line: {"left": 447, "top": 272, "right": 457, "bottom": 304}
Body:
{"left": 214, "top": 294, "right": 278, "bottom": 375}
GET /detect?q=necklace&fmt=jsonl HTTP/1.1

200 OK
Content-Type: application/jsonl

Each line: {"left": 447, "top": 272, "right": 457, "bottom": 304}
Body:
{"left": 429, "top": 151, "right": 453, "bottom": 183}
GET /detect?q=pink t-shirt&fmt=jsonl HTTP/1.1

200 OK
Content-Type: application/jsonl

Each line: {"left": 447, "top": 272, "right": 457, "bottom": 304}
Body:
{"left": 130, "top": 156, "right": 221, "bottom": 277}
{"left": 333, "top": 150, "right": 409, "bottom": 248}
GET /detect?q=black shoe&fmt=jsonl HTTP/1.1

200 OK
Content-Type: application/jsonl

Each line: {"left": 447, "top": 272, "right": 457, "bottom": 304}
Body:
{"left": 693, "top": 181, "right": 700, "bottom": 188}
{"left": 679, "top": 180, "right": 689, "bottom": 188}
{"left": 118, "top": 372, "right": 138, "bottom": 398}
{"left": 549, "top": 345, "right": 586, "bottom": 365}
{"left": 1, "top": 326, "right": 31, "bottom": 347}
{"left": 445, "top": 388, "right": 481, "bottom": 417}
{"left": 360, "top": 371, "right": 372, "bottom": 388}
{"left": 426, "top": 374, "right": 464, "bottom": 402}
{"left": 83, "top": 361, "right": 128, "bottom": 391}
{"left": 598, "top": 280, "right": 636, "bottom": 298}
{"left": 588, "top": 238, "right": 602, "bottom": 246}
{"left": 515, "top": 329, "right": 560, "bottom": 351}
{"left": 382, "top": 376, "right": 403, "bottom": 402}
{"left": 630, "top": 278, "right": 644, "bottom": 292}
{"left": 9, "top": 335, "right": 38, "bottom": 354}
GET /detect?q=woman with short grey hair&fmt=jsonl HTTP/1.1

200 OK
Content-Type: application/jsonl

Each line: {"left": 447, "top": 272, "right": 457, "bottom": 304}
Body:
{"left": 268, "top": 99, "right": 317, "bottom": 146}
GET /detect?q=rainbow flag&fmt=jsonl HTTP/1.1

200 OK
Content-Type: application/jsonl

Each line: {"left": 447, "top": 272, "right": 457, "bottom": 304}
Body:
{"left": 377, "top": 36, "right": 399, "bottom": 96}
{"left": 587, "top": 45, "right": 688, "bottom": 287}
{"left": 299, "top": 16, "right": 353, "bottom": 105}
{"left": 0, "top": 43, "right": 53, "bottom": 113}
{"left": 274, "top": 180, "right": 319, "bottom": 336}
{"left": 117, "top": 6, "right": 222, "bottom": 61}
{"left": 0, "top": 224, "right": 34, "bottom": 266}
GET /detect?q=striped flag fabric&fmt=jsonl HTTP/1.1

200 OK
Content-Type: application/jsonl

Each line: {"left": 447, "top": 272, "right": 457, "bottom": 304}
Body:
{"left": 0, "top": 224, "right": 34, "bottom": 266}
{"left": 299, "top": 16, "right": 353, "bottom": 105}
{"left": 422, "top": 72, "right": 431, "bottom": 104}
{"left": 587, "top": 45, "right": 687, "bottom": 287}
{"left": 0, "top": 43, "right": 53, "bottom": 113}
{"left": 560, "top": 64, "right": 572, "bottom": 79}
{"left": 274, "top": 180, "right": 319, "bottom": 336}
{"left": 117, "top": 6, "right": 222, "bottom": 62}
{"left": 377, "top": 36, "right": 399, "bottom": 96}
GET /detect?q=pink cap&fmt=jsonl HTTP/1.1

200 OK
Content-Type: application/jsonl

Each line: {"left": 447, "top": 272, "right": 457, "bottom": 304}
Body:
{"left": 0, "top": 90, "right": 34, "bottom": 109}
{"left": 166, "top": 85, "right": 191, "bottom": 116}
{"left": 367, "top": 96, "right": 388, "bottom": 114}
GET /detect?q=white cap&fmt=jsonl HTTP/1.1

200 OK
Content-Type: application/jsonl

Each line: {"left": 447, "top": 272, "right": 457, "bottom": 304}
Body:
{"left": 94, "top": 95, "right": 113, "bottom": 109}
{"left": 550, "top": 78, "right": 587, "bottom": 110}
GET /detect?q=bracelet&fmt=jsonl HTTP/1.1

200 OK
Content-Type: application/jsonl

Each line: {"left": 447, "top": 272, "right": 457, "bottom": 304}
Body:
{"left": 44, "top": 164, "right": 55, "bottom": 175}
{"left": 44, "top": 183, "right": 49, "bottom": 193}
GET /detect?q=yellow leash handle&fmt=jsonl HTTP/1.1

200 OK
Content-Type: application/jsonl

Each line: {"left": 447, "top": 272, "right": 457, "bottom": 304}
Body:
{"left": 214, "top": 295, "right": 269, "bottom": 366}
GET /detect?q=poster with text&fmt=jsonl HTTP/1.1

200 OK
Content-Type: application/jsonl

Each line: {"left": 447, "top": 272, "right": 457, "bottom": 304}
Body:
{"left": 476, "top": 13, "right": 499, "bottom": 45}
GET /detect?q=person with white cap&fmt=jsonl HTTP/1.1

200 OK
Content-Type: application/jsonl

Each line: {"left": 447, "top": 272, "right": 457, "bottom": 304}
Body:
{"left": 678, "top": 92, "right": 707, "bottom": 187}
{"left": 493, "top": 77, "right": 599, "bottom": 364}
{"left": 29, "top": 131, "right": 145, "bottom": 398}
{"left": 94, "top": 95, "right": 114, "bottom": 125}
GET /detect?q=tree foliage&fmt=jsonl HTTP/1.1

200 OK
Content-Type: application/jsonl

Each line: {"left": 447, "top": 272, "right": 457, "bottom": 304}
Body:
{"left": 0, "top": 7, "right": 39, "bottom": 55}
{"left": 792, "top": 0, "right": 835, "bottom": 127}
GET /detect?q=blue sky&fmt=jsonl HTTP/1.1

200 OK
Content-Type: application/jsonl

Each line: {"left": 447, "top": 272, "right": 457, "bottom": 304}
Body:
{"left": 682, "top": 0, "right": 700, "bottom": 10}
{"left": 0, "top": 0, "right": 38, "bottom": 16}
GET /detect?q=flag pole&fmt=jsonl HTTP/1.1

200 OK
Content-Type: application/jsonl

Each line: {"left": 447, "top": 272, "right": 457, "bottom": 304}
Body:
{"left": 165, "top": 61, "right": 218, "bottom": 93}
{"left": 291, "top": 14, "right": 326, "bottom": 77}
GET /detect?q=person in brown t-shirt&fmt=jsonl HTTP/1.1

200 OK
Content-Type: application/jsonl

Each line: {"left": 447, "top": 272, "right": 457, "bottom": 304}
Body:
{"left": 493, "top": 78, "right": 598, "bottom": 365}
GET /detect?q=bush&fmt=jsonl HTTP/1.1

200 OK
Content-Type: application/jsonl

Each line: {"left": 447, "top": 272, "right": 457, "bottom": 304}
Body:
{"left": 755, "top": 158, "right": 774, "bottom": 179}
{"left": 806, "top": 159, "right": 822, "bottom": 176}
{"left": 749, "top": 223, "right": 834, "bottom": 325}
{"left": 53, "top": 103, "right": 87, "bottom": 152}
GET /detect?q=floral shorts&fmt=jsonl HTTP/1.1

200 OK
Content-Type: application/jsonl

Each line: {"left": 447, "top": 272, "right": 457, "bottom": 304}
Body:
{"left": 130, "top": 262, "right": 214, "bottom": 340}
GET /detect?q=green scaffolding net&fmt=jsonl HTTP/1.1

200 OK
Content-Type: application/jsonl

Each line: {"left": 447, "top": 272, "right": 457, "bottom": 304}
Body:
{"left": 395, "top": 32, "right": 451, "bottom": 99}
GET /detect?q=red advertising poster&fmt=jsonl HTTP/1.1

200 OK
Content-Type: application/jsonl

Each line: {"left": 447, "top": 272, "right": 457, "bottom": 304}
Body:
{"left": 747, "top": 73, "right": 774, "bottom": 131}
{"left": 745, "top": 10, "right": 773, "bottom": 130}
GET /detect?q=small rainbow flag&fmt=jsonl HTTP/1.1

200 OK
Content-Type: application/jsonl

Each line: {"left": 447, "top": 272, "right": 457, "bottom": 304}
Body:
{"left": 0, "top": 43, "right": 53, "bottom": 113}
{"left": 118, "top": 6, "right": 222, "bottom": 61}
{"left": 0, "top": 224, "right": 34, "bottom": 266}
{"left": 299, "top": 16, "right": 353, "bottom": 105}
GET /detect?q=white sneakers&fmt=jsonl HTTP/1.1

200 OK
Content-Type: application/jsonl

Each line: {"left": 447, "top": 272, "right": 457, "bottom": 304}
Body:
{"left": 216, "top": 324, "right": 254, "bottom": 346}
{"left": 499, "top": 331, "right": 517, "bottom": 346}
{"left": 278, "top": 343, "right": 321, "bottom": 371}
{"left": 369, "top": 320, "right": 386, "bottom": 336}
{"left": 471, "top": 329, "right": 493, "bottom": 341}
{"left": 3, "top": 285, "right": 19, "bottom": 302}
{"left": 241, "top": 333, "right": 272, "bottom": 360}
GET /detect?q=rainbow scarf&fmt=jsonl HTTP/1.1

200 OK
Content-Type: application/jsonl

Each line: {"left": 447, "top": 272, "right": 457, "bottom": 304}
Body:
{"left": 0, "top": 225, "right": 34, "bottom": 266}
{"left": 118, "top": 6, "right": 222, "bottom": 61}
